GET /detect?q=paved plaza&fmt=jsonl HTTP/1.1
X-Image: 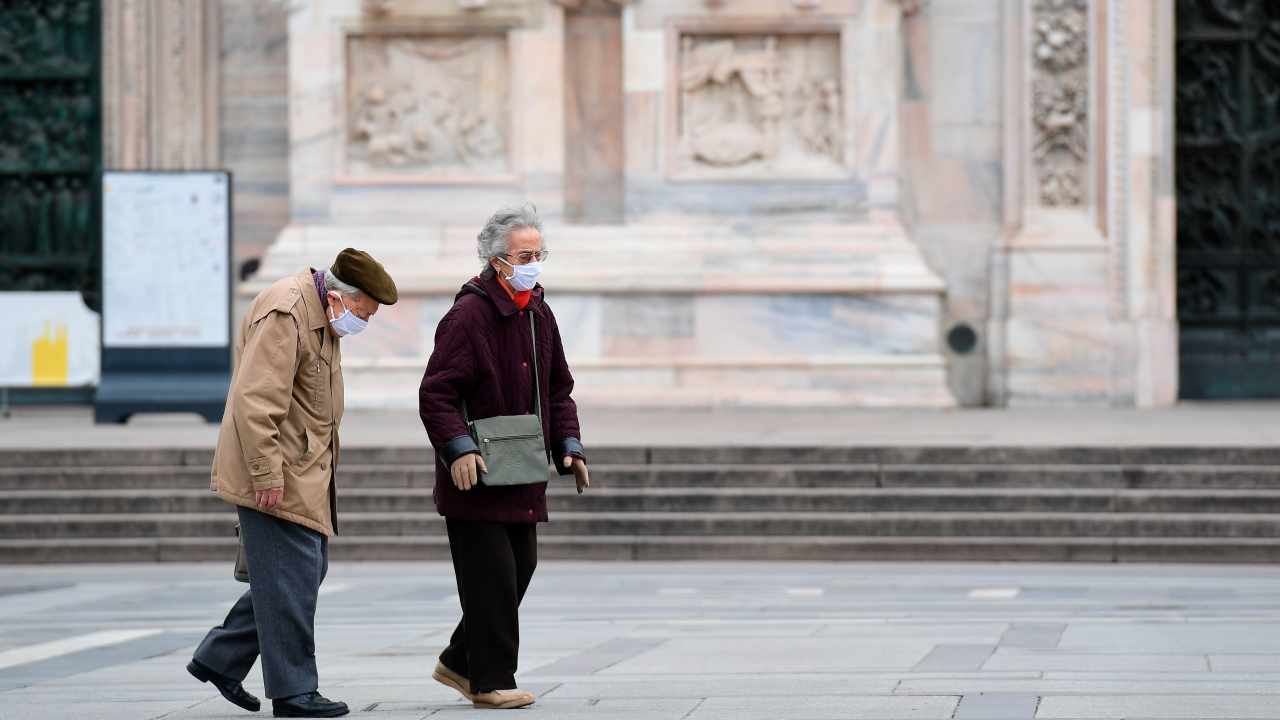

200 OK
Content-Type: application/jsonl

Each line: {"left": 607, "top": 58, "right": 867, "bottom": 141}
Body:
{"left": 1, "top": 562, "right": 1279, "bottom": 719}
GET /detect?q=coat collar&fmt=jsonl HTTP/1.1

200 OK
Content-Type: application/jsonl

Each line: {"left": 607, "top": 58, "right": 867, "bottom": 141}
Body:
{"left": 297, "top": 269, "right": 329, "bottom": 331}
{"left": 474, "top": 268, "right": 544, "bottom": 317}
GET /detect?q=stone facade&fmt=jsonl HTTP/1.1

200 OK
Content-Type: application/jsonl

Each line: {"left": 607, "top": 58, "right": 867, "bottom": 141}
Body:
{"left": 106, "top": 0, "right": 1182, "bottom": 408}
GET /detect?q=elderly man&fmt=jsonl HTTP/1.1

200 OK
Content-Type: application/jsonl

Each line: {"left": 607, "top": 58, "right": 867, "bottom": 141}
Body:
{"left": 188, "top": 249, "right": 397, "bottom": 718}
{"left": 420, "top": 204, "right": 589, "bottom": 710}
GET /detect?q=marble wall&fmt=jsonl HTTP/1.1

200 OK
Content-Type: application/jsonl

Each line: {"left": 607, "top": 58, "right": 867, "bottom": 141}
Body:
{"left": 102, "top": 0, "right": 221, "bottom": 169}
{"left": 106, "top": 0, "right": 1180, "bottom": 408}
{"left": 900, "top": 0, "right": 1003, "bottom": 406}
{"left": 220, "top": 0, "right": 290, "bottom": 265}
{"left": 986, "top": 0, "right": 1177, "bottom": 407}
{"left": 101, "top": 0, "right": 290, "bottom": 267}
{"left": 232, "top": 0, "right": 959, "bottom": 409}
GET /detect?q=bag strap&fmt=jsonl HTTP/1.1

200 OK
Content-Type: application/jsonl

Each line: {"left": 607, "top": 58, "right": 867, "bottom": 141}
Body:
{"left": 530, "top": 310, "right": 541, "bottom": 420}
{"left": 460, "top": 310, "right": 541, "bottom": 423}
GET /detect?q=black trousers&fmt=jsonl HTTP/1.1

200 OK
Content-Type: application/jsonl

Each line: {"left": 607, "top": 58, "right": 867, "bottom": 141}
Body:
{"left": 194, "top": 506, "right": 329, "bottom": 699}
{"left": 439, "top": 519, "right": 538, "bottom": 694}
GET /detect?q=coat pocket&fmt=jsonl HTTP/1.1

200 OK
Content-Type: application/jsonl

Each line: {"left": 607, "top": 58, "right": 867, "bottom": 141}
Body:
{"left": 292, "top": 427, "right": 330, "bottom": 475}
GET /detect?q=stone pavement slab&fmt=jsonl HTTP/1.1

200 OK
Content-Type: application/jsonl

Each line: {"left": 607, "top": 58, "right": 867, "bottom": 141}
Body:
{"left": 1, "top": 562, "right": 1280, "bottom": 719}
{"left": 911, "top": 644, "right": 996, "bottom": 672}
{"left": 953, "top": 692, "right": 1040, "bottom": 719}
{"left": 1036, "top": 694, "right": 1280, "bottom": 719}
{"left": 600, "top": 636, "right": 937, "bottom": 674}
{"left": 983, "top": 648, "right": 1211, "bottom": 672}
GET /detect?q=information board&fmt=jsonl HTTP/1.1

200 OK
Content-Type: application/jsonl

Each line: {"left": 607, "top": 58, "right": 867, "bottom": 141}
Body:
{"left": 95, "top": 170, "right": 232, "bottom": 424}
{"left": 102, "top": 171, "right": 230, "bottom": 347}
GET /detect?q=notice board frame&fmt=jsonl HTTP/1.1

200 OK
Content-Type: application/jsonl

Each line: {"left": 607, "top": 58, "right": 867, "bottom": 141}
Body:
{"left": 94, "top": 169, "right": 234, "bottom": 424}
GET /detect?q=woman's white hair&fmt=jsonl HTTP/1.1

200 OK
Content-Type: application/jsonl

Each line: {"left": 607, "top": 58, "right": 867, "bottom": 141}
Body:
{"left": 323, "top": 269, "right": 362, "bottom": 298}
{"left": 476, "top": 203, "right": 543, "bottom": 267}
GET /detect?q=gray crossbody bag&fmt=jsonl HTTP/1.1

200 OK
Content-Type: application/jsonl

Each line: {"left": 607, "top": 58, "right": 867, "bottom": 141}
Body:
{"left": 461, "top": 311, "right": 551, "bottom": 486}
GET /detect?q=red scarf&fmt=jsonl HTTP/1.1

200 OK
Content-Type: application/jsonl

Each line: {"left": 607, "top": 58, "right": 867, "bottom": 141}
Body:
{"left": 512, "top": 290, "right": 532, "bottom": 310}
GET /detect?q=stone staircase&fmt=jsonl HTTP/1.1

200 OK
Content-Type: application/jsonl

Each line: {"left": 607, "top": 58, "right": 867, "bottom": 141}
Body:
{"left": 2, "top": 445, "right": 1279, "bottom": 563}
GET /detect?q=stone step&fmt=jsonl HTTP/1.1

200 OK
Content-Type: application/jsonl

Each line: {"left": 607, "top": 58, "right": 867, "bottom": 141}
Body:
{"left": 0, "top": 447, "right": 636, "bottom": 469}
{"left": 4, "top": 445, "right": 1280, "bottom": 468}
{"left": 7, "top": 487, "right": 1280, "bottom": 515}
{"left": 3, "top": 535, "right": 1280, "bottom": 564}
{"left": 3, "top": 463, "right": 1278, "bottom": 491}
{"left": 6, "top": 511, "right": 1280, "bottom": 540}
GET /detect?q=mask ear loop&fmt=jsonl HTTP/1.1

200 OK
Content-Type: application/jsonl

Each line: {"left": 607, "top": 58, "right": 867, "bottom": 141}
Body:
{"left": 494, "top": 256, "right": 516, "bottom": 282}
{"left": 327, "top": 292, "right": 351, "bottom": 323}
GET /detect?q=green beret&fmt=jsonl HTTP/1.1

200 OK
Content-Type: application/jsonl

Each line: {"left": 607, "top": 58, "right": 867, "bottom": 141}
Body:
{"left": 331, "top": 248, "right": 398, "bottom": 305}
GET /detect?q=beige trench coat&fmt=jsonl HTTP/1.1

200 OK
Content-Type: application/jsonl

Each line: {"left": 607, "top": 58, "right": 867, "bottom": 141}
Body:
{"left": 210, "top": 269, "right": 344, "bottom": 536}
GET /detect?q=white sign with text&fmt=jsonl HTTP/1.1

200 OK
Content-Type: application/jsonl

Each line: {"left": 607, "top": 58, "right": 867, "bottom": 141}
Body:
{"left": 102, "top": 171, "right": 230, "bottom": 348}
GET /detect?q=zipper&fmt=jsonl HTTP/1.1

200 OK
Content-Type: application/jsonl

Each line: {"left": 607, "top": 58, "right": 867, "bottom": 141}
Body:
{"left": 481, "top": 434, "right": 542, "bottom": 443}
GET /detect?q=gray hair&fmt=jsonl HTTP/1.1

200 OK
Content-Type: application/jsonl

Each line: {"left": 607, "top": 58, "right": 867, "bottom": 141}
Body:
{"left": 323, "top": 269, "right": 363, "bottom": 299}
{"left": 476, "top": 204, "right": 543, "bottom": 266}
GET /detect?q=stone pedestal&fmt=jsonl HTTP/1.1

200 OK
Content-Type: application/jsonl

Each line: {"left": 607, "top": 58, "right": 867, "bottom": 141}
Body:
{"left": 247, "top": 0, "right": 956, "bottom": 408}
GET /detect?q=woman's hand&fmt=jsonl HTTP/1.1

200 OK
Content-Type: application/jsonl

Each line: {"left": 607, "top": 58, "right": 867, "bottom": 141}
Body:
{"left": 451, "top": 453, "right": 487, "bottom": 491}
{"left": 564, "top": 456, "right": 590, "bottom": 494}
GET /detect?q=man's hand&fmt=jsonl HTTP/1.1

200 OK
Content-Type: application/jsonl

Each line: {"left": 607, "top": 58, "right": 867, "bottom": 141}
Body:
{"left": 563, "top": 456, "right": 590, "bottom": 494}
{"left": 451, "top": 453, "right": 487, "bottom": 491}
{"left": 255, "top": 486, "right": 283, "bottom": 509}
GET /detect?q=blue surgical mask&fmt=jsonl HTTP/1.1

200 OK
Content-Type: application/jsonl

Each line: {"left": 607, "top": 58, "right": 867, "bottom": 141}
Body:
{"left": 497, "top": 257, "right": 542, "bottom": 292}
{"left": 328, "top": 295, "right": 368, "bottom": 337}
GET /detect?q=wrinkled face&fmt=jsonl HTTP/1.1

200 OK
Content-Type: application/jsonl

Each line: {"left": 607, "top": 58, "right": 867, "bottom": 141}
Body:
{"left": 327, "top": 291, "right": 380, "bottom": 322}
{"left": 489, "top": 227, "right": 544, "bottom": 276}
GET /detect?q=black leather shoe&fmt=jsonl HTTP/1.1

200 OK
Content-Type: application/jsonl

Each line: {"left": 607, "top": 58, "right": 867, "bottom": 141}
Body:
{"left": 272, "top": 692, "right": 349, "bottom": 718}
{"left": 187, "top": 659, "right": 261, "bottom": 712}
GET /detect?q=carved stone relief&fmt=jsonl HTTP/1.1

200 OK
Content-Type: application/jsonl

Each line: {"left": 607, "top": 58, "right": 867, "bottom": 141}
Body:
{"left": 346, "top": 34, "right": 510, "bottom": 176}
{"left": 675, "top": 33, "right": 844, "bottom": 178}
{"left": 1031, "top": 0, "right": 1088, "bottom": 206}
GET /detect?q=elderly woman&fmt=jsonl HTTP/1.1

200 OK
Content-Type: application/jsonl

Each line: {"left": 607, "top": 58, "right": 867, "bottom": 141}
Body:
{"left": 419, "top": 204, "right": 590, "bottom": 710}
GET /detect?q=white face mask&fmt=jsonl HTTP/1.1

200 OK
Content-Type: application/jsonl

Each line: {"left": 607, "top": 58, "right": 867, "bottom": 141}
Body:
{"left": 497, "top": 257, "right": 542, "bottom": 292}
{"left": 328, "top": 295, "right": 368, "bottom": 337}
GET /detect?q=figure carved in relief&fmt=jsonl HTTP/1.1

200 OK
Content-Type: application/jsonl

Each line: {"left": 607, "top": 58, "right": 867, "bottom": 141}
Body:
{"left": 680, "top": 36, "right": 784, "bottom": 167}
{"left": 676, "top": 33, "right": 844, "bottom": 177}
{"left": 798, "top": 78, "right": 842, "bottom": 159}
{"left": 347, "top": 36, "right": 509, "bottom": 175}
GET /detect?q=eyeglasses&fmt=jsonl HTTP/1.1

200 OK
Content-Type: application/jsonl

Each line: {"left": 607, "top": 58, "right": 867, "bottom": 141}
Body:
{"left": 502, "top": 250, "right": 550, "bottom": 264}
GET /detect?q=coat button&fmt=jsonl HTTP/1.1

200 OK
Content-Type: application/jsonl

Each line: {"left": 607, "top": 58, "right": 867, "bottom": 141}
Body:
{"left": 522, "top": 361, "right": 528, "bottom": 368}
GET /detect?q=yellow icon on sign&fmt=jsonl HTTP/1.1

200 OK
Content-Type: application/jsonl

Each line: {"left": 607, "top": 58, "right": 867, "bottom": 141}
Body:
{"left": 32, "top": 323, "right": 70, "bottom": 387}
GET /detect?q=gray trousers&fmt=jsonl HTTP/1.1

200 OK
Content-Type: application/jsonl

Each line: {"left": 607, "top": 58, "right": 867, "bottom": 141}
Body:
{"left": 193, "top": 506, "right": 329, "bottom": 699}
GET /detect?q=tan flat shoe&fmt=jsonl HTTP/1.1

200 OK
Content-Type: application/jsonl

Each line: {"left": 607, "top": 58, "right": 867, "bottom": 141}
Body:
{"left": 471, "top": 688, "right": 536, "bottom": 710}
{"left": 431, "top": 661, "right": 472, "bottom": 701}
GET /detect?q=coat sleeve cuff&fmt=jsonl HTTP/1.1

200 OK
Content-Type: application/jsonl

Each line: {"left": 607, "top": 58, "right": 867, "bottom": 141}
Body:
{"left": 555, "top": 437, "right": 586, "bottom": 476}
{"left": 440, "top": 434, "right": 480, "bottom": 467}
{"left": 248, "top": 456, "right": 283, "bottom": 490}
